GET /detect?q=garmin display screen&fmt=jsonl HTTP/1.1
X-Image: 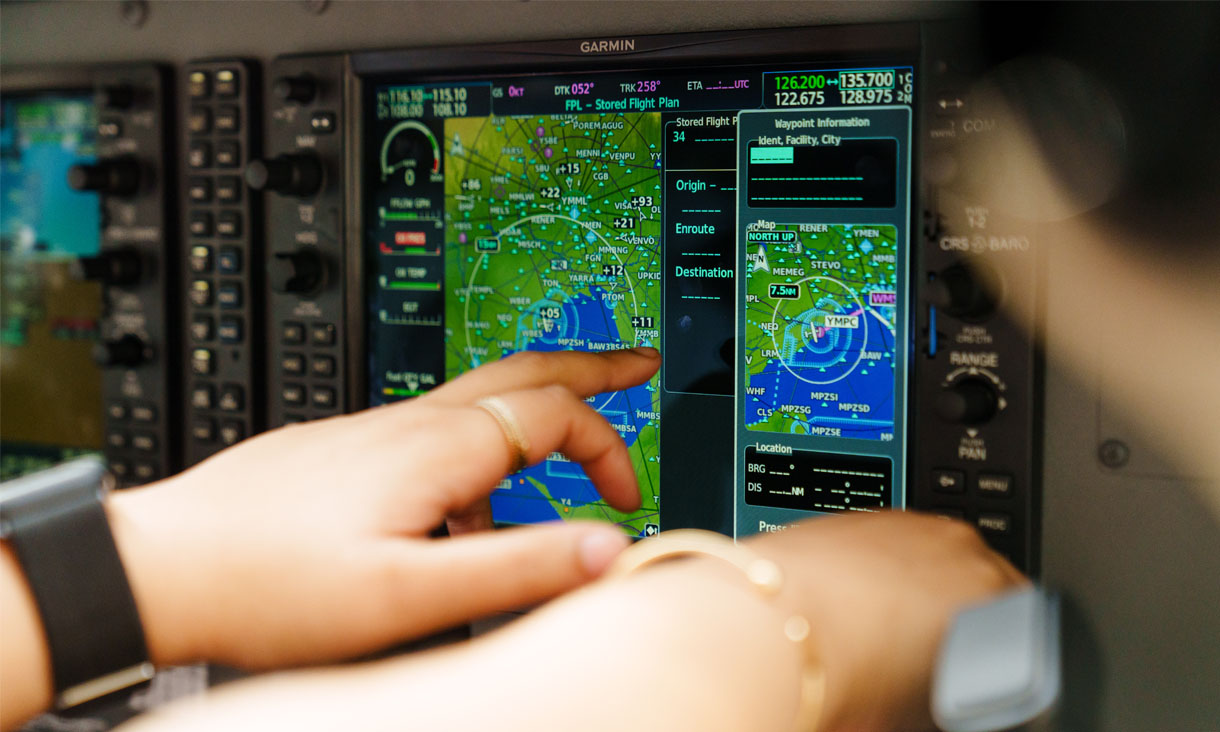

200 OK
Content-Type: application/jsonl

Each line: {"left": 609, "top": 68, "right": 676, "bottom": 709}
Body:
{"left": 364, "top": 61, "right": 915, "bottom": 537}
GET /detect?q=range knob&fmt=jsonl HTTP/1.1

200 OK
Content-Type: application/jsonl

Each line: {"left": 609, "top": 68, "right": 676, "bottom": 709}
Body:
{"left": 72, "top": 247, "right": 143, "bottom": 287}
{"left": 269, "top": 248, "right": 324, "bottom": 295}
{"left": 273, "top": 75, "right": 317, "bottom": 105}
{"left": 245, "top": 154, "right": 323, "bottom": 197}
{"left": 926, "top": 263, "right": 998, "bottom": 321}
{"left": 67, "top": 157, "right": 141, "bottom": 196}
{"left": 99, "top": 84, "right": 135, "bottom": 110}
{"left": 935, "top": 378, "right": 999, "bottom": 425}
{"left": 94, "top": 334, "right": 150, "bottom": 368}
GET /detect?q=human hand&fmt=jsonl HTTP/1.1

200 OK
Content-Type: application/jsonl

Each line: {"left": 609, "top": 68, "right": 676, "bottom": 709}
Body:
{"left": 108, "top": 347, "right": 660, "bottom": 670}
{"left": 104, "top": 511, "right": 1024, "bottom": 732}
{"left": 743, "top": 512, "right": 1027, "bottom": 732}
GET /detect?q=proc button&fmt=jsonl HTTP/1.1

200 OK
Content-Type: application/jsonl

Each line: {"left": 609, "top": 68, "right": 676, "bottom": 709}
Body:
{"left": 977, "top": 513, "right": 1011, "bottom": 534}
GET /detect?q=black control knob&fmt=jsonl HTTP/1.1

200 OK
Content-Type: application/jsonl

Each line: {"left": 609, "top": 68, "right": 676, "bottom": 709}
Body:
{"left": 99, "top": 84, "right": 135, "bottom": 110}
{"left": 67, "top": 158, "right": 141, "bottom": 196}
{"left": 926, "top": 263, "right": 998, "bottom": 321}
{"left": 72, "top": 247, "right": 143, "bottom": 287}
{"left": 94, "top": 334, "right": 149, "bottom": 368}
{"left": 269, "top": 248, "right": 324, "bottom": 295}
{"left": 273, "top": 75, "right": 317, "bottom": 104}
{"left": 935, "top": 378, "right": 999, "bottom": 425}
{"left": 245, "top": 154, "right": 323, "bottom": 197}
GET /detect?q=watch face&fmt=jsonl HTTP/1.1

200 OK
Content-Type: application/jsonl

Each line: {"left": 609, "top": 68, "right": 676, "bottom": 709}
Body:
{"left": 0, "top": 456, "right": 107, "bottom": 510}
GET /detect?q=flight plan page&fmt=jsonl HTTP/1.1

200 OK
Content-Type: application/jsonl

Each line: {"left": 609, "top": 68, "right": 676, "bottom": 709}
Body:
{"left": 364, "top": 62, "right": 915, "bottom": 537}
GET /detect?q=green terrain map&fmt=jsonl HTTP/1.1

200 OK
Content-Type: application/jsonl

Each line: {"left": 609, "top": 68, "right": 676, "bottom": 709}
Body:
{"left": 743, "top": 223, "right": 900, "bottom": 441}
{"left": 442, "top": 111, "right": 663, "bottom": 535}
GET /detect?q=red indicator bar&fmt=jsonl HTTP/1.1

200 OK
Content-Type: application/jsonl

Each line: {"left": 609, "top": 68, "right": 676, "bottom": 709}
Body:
{"left": 380, "top": 230, "right": 440, "bottom": 256}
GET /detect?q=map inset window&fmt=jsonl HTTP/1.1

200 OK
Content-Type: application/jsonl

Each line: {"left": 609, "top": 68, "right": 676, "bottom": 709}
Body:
{"left": 734, "top": 100, "right": 913, "bottom": 537}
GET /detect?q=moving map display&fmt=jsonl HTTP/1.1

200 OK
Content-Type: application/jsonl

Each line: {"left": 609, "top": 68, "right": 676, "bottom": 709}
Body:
{"left": 442, "top": 113, "right": 662, "bottom": 534}
{"left": 364, "top": 63, "right": 914, "bottom": 536}
{"left": 743, "top": 223, "right": 899, "bottom": 440}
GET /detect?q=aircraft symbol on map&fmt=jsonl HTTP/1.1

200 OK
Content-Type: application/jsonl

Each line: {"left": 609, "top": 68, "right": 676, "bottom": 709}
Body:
{"left": 450, "top": 132, "right": 464, "bottom": 157}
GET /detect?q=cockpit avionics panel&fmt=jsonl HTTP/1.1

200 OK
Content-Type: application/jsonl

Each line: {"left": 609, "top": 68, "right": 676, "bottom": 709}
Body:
{"left": 355, "top": 25, "right": 1040, "bottom": 572}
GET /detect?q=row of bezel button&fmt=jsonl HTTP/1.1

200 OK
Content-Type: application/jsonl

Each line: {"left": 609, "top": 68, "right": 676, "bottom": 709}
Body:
{"left": 186, "top": 64, "right": 252, "bottom": 450}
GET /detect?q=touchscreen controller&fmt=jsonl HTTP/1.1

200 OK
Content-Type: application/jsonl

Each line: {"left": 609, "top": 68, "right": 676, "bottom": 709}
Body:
{"left": 365, "top": 64, "right": 915, "bottom": 537}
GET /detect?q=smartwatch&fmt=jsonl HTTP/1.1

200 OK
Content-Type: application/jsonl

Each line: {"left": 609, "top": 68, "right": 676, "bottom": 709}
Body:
{"left": 0, "top": 457, "right": 154, "bottom": 710}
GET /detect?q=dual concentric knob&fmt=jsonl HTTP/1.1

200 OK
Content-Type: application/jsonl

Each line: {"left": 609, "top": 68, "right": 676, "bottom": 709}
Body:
{"left": 93, "top": 334, "right": 150, "bottom": 368}
{"left": 72, "top": 247, "right": 143, "bottom": 287}
{"left": 268, "top": 248, "right": 325, "bottom": 295}
{"left": 935, "top": 379, "right": 999, "bottom": 425}
{"left": 244, "top": 154, "right": 323, "bottom": 198}
{"left": 67, "top": 158, "right": 141, "bottom": 197}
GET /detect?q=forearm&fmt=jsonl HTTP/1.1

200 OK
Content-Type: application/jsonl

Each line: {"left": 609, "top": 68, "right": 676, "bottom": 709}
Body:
{"left": 118, "top": 559, "right": 812, "bottom": 732}
{"left": 462, "top": 559, "right": 808, "bottom": 731}
{"left": 0, "top": 541, "right": 53, "bottom": 729}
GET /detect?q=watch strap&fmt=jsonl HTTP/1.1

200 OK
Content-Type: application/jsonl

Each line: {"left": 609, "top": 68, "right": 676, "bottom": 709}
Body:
{"left": 0, "top": 458, "right": 153, "bottom": 709}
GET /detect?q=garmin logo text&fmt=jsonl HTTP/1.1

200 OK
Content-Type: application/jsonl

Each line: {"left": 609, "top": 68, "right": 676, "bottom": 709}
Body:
{"left": 580, "top": 39, "right": 636, "bottom": 53}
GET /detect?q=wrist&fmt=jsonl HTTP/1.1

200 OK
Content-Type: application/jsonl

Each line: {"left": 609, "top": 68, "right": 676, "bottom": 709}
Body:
{"left": 741, "top": 534, "right": 925, "bottom": 732}
{"left": 604, "top": 557, "right": 807, "bottom": 730}
{"left": 106, "top": 481, "right": 214, "bottom": 667}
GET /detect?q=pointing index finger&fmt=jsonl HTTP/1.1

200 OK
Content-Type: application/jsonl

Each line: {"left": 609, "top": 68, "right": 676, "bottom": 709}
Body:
{"left": 433, "top": 384, "right": 643, "bottom": 517}
{"left": 423, "top": 347, "right": 659, "bottom": 406}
